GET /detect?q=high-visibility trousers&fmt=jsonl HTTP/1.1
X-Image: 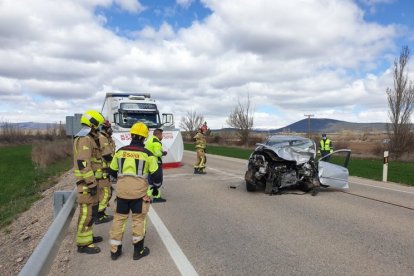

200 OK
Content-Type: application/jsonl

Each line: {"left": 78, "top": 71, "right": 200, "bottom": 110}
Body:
{"left": 109, "top": 197, "right": 150, "bottom": 253}
{"left": 194, "top": 148, "right": 206, "bottom": 169}
{"left": 76, "top": 185, "right": 98, "bottom": 246}
{"left": 98, "top": 178, "right": 111, "bottom": 213}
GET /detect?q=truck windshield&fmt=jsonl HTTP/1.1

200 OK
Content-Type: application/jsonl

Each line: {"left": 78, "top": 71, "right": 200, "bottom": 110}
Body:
{"left": 118, "top": 112, "right": 160, "bottom": 128}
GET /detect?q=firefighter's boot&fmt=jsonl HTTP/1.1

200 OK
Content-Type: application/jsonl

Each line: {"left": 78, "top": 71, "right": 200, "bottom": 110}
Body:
{"left": 93, "top": 236, "right": 103, "bottom": 243}
{"left": 95, "top": 212, "right": 114, "bottom": 224}
{"left": 133, "top": 240, "right": 150, "bottom": 260}
{"left": 111, "top": 245, "right": 122, "bottom": 260}
{"left": 77, "top": 244, "right": 101, "bottom": 254}
{"left": 193, "top": 168, "right": 200, "bottom": 174}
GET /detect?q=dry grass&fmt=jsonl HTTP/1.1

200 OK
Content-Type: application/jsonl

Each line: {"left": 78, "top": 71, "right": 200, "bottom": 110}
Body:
{"left": 31, "top": 139, "right": 72, "bottom": 168}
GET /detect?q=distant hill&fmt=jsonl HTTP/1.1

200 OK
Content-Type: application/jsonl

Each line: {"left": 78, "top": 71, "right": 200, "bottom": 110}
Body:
{"left": 0, "top": 122, "right": 60, "bottom": 130}
{"left": 269, "top": 118, "right": 387, "bottom": 133}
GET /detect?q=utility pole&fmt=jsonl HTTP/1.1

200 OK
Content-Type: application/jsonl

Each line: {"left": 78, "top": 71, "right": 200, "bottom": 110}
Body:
{"left": 304, "top": 114, "right": 314, "bottom": 138}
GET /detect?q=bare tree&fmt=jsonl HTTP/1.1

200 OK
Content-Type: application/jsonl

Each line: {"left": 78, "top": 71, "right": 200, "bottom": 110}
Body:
{"left": 226, "top": 95, "right": 254, "bottom": 146}
{"left": 180, "top": 110, "right": 204, "bottom": 139}
{"left": 386, "top": 46, "right": 414, "bottom": 158}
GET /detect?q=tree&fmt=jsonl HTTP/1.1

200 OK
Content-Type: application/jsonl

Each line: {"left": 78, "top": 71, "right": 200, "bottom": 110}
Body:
{"left": 226, "top": 95, "right": 254, "bottom": 146}
{"left": 179, "top": 110, "right": 204, "bottom": 139}
{"left": 386, "top": 46, "right": 414, "bottom": 158}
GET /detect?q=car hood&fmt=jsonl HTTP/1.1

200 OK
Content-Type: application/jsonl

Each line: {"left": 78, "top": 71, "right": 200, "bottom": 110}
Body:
{"left": 255, "top": 143, "right": 316, "bottom": 165}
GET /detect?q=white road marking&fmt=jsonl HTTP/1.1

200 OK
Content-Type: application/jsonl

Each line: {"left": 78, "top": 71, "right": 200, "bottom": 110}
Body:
{"left": 351, "top": 182, "right": 414, "bottom": 195}
{"left": 148, "top": 207, "right": 198, "bottom": 276}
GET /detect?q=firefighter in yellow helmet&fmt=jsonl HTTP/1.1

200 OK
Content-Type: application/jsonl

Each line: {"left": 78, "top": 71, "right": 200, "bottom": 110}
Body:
{"left": 193, "top": 124, "right": 207, "bottom": 174}
{"left": 95, "top": 120, "right": 115, "bottom": 224}
{"left": 73, "top": 110, "right": 105, "bottom": 254}
{"left": 108, "top": 122, "right": 162, "bottom": 260}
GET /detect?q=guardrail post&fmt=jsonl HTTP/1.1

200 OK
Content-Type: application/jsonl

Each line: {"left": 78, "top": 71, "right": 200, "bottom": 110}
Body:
{"left": 54, "top": 191, "right": 73, "bottom": 218}
{"left": 382, "top": 151, "right": 389, "bottom": 182}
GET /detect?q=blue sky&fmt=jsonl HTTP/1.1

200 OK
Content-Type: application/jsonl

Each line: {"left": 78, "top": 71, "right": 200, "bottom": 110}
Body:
{"left": 0, "top": 0, "right": 413, "bottom": 129}
{"left": 96, "top": 0, "right": 212, "bottom": 36}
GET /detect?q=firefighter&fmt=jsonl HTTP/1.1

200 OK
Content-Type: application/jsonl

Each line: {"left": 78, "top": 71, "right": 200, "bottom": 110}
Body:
{"left": 95, "top": 120, "right": 115, "bottom": 224}
{"left": 145, "top": 128, "right": 167, "bottom": 203}
{"left": 318, "top": 133, "right": 334, "bottom": 161}
{"left": 73, "top": 110, "right": 105, "bottom": 254}
{"left": 193, "top": 125, "right": 207, "bottom": 174}
{"left": 108, "top": 122, "right": 162, "bottom": 261}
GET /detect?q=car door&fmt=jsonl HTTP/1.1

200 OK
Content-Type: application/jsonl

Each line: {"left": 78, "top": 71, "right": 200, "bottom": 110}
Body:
{"left": 318, "top": 149, "right": 351, "bottom": 189}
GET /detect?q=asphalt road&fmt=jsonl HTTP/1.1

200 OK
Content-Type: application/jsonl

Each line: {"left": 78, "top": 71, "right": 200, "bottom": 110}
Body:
{"left": 65, "top": 151, "right": 414, "bottom": 276}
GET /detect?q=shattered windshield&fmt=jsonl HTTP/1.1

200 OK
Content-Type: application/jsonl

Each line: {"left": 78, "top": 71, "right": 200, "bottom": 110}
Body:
{"left": 118, "top": 112, "right": 160, "bottom": 128}
{"left": 263, "top": 136, "right": 316, "bottom": 164}
{"left": 266, "top": 137, "right": 314, "bottom": 150}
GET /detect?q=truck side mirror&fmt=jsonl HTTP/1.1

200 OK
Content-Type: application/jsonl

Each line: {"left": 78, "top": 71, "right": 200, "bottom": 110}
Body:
{"left": 162, "top": 113, "right": 174, "bottom": 127}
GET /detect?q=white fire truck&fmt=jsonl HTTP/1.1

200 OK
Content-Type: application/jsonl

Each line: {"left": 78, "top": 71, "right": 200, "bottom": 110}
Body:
{"left": 101, "top": 92, "right": 183, "bottom": 167}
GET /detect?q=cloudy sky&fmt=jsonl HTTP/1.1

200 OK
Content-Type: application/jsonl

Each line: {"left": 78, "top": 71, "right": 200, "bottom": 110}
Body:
{"left": 0, "top": 0, "right": 413, "bottom": 129}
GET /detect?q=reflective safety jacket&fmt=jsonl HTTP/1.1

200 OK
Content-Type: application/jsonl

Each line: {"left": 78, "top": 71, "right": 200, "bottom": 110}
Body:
{"left": 99, "top": 132, "right": 115, "bottom": 177}
{"left": 145, "top": 135, "right": 163, "bottom": 163}
{"left": 73, "top": 131, "right": 102, "bottom": 188}
{"left": 193, "top": 132, "right": 206, "bottom": 149}
{"left": 319, "top": 138, "right": 333, "bottom": 153}
{"left": 109, "top": 140, "right": 162, "bottom": 199}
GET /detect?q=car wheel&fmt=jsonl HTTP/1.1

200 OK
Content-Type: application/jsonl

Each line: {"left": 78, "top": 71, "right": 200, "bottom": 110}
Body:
{"left": 244, "top": 171, "right": 256, "bottom": 192}
{"left": 299, "top": 181, "right": 313, "bottom": 192}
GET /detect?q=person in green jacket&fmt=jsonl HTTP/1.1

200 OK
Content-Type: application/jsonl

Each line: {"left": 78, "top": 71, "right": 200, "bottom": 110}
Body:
{"left": 318, "top": 133, "right": 334, "bottom": 161}
{"left": 145, "top": 128, "right": 167, "bottom": 203}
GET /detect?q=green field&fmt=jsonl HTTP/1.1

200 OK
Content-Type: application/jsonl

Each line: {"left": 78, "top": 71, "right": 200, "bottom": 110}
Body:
{"left": 185, "top": 143, "right": 414, "bottom": 186}
{"left": 0, "top": 145, "right": 72, "bottom": 228}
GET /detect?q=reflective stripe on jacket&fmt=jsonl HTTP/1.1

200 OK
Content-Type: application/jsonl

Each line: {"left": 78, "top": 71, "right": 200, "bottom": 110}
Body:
{"left": 73, "top": 133, "right": 102, "bottom": 186}
{"left": 110, "top": 144, "right": 159, "bottom": 179}
{"left": 319, "top": 139, "right": 333, "bottom": 153}
{"left": 193, "top": 132, "right": 206, "bottom": 149}
{"left": 110, "top": 141, "right": 162, "bottom": 199}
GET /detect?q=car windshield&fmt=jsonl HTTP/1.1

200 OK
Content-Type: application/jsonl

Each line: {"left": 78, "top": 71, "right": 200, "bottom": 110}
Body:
{"left": 118, "top": 112, "right": 160, "bottom": 128}
{"left": 265, "top": 137, "right": 314, "bottom": 151}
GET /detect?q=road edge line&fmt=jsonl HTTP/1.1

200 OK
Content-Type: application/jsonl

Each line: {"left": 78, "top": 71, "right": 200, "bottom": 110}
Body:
{"left": 148, "top": 207, "right": 198, "bottom": 276}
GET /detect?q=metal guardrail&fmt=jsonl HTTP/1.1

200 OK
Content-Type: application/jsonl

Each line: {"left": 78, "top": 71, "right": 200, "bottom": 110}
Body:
{"left": 19, "top": 189, "right": 77, "bottom": 276}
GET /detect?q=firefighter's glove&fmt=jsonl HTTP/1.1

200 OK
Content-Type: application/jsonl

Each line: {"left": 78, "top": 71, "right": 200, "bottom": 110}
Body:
{"left": 89, "top": 186, "right": 97, "bottom": 196}
{"left": 162, "top": 151, "right": 167, "bottom": 156}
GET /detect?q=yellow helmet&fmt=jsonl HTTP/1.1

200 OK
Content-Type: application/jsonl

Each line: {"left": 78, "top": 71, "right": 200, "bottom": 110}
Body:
{"left": 80, "top": 110, "right": 104, "bottom": 129}
{"left": 130, "top": 122, "right": 149, "bottom": 138}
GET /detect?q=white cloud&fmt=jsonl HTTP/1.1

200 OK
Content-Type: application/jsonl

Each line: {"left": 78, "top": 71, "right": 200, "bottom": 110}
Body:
{"left": 176, "top": 0, "right": 194, "bottom": 8}
{"left": 0, "top": 0, "right": 411, "bottom": 128}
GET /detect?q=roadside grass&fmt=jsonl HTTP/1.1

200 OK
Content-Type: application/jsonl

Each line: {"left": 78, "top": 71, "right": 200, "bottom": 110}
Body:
{"left": 184, "top": 143, "right": 252, "bottom": 159}
{"left": 184, "top": 143, "right": 414, "bottom": 186}
{"left": 0, "top": 144, "right": 72, "bottom": 228}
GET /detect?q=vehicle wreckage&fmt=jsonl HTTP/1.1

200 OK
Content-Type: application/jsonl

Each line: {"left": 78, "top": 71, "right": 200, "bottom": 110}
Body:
{"left": 244, "top": 135, "right": 351, "bottom": 195}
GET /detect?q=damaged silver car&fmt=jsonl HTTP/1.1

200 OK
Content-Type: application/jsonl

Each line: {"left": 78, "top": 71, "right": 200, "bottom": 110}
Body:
{"left": 244, "top": 135, "right": 351, "bottom": 195}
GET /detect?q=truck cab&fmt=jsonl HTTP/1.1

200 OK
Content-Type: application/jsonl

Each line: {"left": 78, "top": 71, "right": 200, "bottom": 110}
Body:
{"left": 102, "top": 92, "right": 183, "bottom": 167}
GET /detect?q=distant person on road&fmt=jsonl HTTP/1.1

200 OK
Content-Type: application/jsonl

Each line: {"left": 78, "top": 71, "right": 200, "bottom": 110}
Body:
{"left": 73, "top": 110, "right": 105, "bottom": 254}
{"left": 193, "top": 123, "right": 208, "bottom": 174}
{"left": 108, "top": 122, "right": 162, "bottom": 261}
{"left": 145, "top": 128, "right": 167, "bottom": 203}
{"left": 318, "top": 133, "right": 333, "bottom": 161}
{"left": 94, "top": 120, "right": 115, "bottom": 224}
